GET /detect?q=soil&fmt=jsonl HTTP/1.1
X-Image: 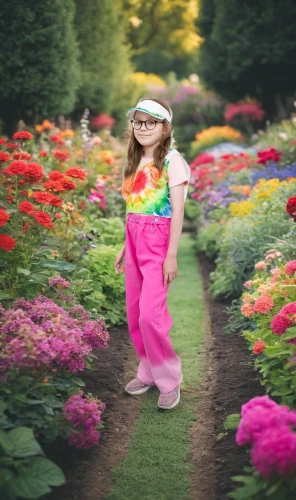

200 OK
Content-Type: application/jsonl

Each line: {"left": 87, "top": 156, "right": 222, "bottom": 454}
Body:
{"left": 44, "top": 325, "right": 141, "bottom": 500}
{"left": 197, "top": 253, "right": 265, "bottom": 500}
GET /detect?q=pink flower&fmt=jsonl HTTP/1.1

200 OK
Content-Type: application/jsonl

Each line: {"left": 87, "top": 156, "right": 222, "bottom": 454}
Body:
{"left": 253, "top": 295, "right": 274, "bottom": 314}
{"left": 255, "top": 261, "right": 267, "bottom": 270}
{"left": 284, "top": 260, "right": 296, "bottom": 276}
{"left": 241, "top": 303, "right": 255, "bottom": 317}
{"left": 281, "top": 302, "right": 296, "bottom": 315}
{"left": 271, "top": 314, "right": 291, "bottom": 335}
{"left": 251, "top": 426, "right": 296, "bottom": 477}
{"left": 63, "top": 392, "right": 105, "bottom": 449}
{"left": 244, "top": 280, "right": 253, "bottom": 289}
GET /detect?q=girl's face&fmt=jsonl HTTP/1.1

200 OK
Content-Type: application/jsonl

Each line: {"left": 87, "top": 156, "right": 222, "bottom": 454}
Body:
{"left": 133, "top": 110, "right": 164, "bottom": 150}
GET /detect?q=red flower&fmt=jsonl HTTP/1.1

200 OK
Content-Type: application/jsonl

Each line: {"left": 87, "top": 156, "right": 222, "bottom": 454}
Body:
{"left": 3, "top": 160, "right": 28, "bottom": 176}
{"left": 286, "top": 196, "right": 296, "bottom": 221}
{"left": 224, "top": 101, "right": 265, "bottom": 123}
{"left": 24, "top": 163, "right": 45, "bottom": 183}
{"left": 65, "top": 167, "right": 86, "bottom": 180}
{"left": 19, "top": 201, "right": 36, "bottom": 214}
{"left": 31, "top": 191, "right": 62, "bottom": 207}
{"left": 257, "top": 148, "right": 282, "bottom": 164}
{"left": 55, "top": 212, "right": 63, "bottom": 219}
{"left": 43, "top": 180, "right": 65, "bottom": 192}
{"left": 0, "top": 152, "right": 11, "bottom": 162}
{"left": 0, "top": 234, "right": 16, "bottom": 251}
{"left": 49, "top": 170, "right": 65, "bottom": 181}
{"left": 6, "top": 195, "right": 14, "bottom": 204}
{"left": 39, "top": 151, "right": 48, "bottom": 158}
{"left": 0, "top": 138, "right": 7, "bottom": 145}
{"left": 61, "top": 179, "right": 75, "bottom": 191}
{"left": 5, "top": 143, "right": 18, "bottom": 149}
{"left": 50, "top": 135, "right": 64, "bottom": 145}
{"left": 13, "top": 152, "right": 31, "bottom": 161}
{"left": 252, "top": 340, "right": 266, "bottom": 354}
{"left": 20, "top": 191, "right": 28, "bottom": 197}
{"left": 13, "top": 131, "right": 34, "bottom": 140}
{"left": 31, "top": 210, "right": 54, "bottom": 228}
{"left": 0, "top": 209, "right": 10, "bottom": 226}
{"left": 53, "top": 149, "right": 70, "bottom": 161}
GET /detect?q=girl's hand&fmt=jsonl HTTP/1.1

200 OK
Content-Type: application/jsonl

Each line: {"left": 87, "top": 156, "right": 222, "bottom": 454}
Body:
{"left": 114, "top": 245, "right": 126, "bottom": 274}
{"left": 163, "top": 255, "right": 178, "bottom": 288}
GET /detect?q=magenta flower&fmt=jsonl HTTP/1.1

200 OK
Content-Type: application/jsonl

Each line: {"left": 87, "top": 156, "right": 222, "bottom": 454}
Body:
{"left": 251, "top": 426, "right": 296, "bottom": 477}
{"left": 48, "top": 276, "right": 71, "bottom": 288}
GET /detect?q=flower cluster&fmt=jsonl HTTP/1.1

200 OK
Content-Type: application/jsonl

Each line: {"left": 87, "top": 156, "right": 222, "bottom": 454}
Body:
{"left": 63, "top": 391, "right": 106, "bottom": 449}
{"left": 257, "top": 147, "right": 282, "bottom": 164}
{"left": 0, "top": 297, "right": 109, "bottom": 375}
{"left": 271, "top": 302, "right": 296, "bottom": 335}
{"left": 224, "top": 100, "right": 265, "bottom": 123}
{"left": 236, "top": 396, "right": 296, "bottom": 477}
{"left": 195, "top": 126, "right": 244, "bottom": 144}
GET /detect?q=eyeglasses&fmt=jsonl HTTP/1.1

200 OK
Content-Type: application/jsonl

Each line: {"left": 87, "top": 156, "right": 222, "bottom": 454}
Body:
{"left": 131, "top": 119, "right": 163, "bottom": 130}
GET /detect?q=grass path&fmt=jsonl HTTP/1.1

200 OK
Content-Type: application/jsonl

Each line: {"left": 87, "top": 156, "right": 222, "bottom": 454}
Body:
{"left": 107, "top": 233, "right": 206, "bottom": 500}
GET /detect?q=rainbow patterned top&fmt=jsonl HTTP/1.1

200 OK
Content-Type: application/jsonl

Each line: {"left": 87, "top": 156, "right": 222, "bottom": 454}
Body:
{"left": 123, "top": 148, "right": 186, "bottom": 218}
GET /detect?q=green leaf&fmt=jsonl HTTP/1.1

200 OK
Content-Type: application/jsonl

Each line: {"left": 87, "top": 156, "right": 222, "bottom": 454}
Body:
{"left": 8, "top": 457, "right": 65, "bottom": 498}
{"left": 44, "top": 395, "right": 63, "bottom": 408}
{"left": 223, "top": 414, "right": 241, "bottom": 430}
{"left": 17, "top": 267, "right": 31, "bottom": 276}
{"left": 72, "top": 377, "right": 85, "bottom": 387}
{"left": 40, "top": 261, "right": 76, "bottom": 271}
{"left": 0, "top": 428, "right": 43, "bottom": 458}
{"left": 0, "top": 291, "right": 12, "bottom": 299}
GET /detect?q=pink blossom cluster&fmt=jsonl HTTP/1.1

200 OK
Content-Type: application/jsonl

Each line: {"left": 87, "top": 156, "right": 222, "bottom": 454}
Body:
{"left": 63, "top": 391, "right": 106, "bottom": 449}
{"left": 48, "top": 276, "right": 70, "bottom": 288}
{"left": 224, "top": 100, "right": 265, "bottom": 123}
{"left": 241, "top": 294, "right": 274, "bottom": 318}
{"left": 0, "top": 297, "right": 109, "bottom": 374}
{"left": 271, "top": 302, "right": 296, "bottom": 335}
{"left": 236, "top": 396, "right": 296, "bottom": 477}
{"left": 284, "top": 260, "right": 296, "bottom": 276}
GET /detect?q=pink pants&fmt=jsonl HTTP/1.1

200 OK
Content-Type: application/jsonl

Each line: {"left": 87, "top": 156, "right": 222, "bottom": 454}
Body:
{"left": 125, "top": 213, "right": 182, "bottom": 394}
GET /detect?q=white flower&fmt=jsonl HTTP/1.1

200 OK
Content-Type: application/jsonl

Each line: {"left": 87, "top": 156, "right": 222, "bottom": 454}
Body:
{"left": 279, "top": 132, "right": 288, "bottom": 141}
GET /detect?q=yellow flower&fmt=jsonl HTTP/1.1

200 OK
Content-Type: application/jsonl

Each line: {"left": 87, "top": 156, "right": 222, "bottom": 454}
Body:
{"left": 195, "top": 126, "right": 244, "bottom": 143}
{"left": 229, "top": 200, "right": 256, "bottom": 217}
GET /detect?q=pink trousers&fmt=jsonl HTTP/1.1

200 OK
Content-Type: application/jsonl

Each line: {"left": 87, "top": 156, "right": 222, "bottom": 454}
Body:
{"left": 125, "top": 213, "right": 182, "bottom": 394}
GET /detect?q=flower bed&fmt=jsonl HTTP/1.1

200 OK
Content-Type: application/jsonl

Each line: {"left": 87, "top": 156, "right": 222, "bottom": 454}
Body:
{"left": 0, "top": 114, "right": 126, "bottom": 498}
{"left": 192, "top": 116, "right": 296, "bottom": 497}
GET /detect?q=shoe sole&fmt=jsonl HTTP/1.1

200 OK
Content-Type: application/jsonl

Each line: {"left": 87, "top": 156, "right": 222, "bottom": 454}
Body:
{"left": 125, "top": 384, "right": 153, "bottom": 395}
{"left": 158, "top": 386, "right": 180, "bottom": 410}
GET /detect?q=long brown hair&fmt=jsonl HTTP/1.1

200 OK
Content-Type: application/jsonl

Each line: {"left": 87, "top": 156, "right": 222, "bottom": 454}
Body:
{"left": 122, "top": 97, "right": 172, "bottom": 198}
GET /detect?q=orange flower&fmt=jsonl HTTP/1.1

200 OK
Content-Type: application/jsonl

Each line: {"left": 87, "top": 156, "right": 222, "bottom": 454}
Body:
{"left": 241, "top": 303, "right": 255, "bottom": 317}
{"left": 253, "top": 295, "right": 274, "bottom": 314}
{"left": 252, "top": 340, "right": 266, "bottom": 354}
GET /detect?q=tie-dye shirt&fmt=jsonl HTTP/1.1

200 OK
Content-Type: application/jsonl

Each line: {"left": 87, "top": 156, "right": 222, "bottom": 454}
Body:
{"left": 123, "top": 148, "right": 190, "bottom": 218}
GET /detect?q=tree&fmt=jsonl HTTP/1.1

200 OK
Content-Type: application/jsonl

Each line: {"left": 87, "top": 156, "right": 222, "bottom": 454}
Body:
{"left": 197, "top": 0, "right": 296, "bottom": 118}
{"left": 119, "top": 0, "right": 201, "bottom": 77}
{"left": 0, "top": 0, "right": 80, "bottom": 134}
{"left": 73, "top": 0, "right": 134, "bottom": 123}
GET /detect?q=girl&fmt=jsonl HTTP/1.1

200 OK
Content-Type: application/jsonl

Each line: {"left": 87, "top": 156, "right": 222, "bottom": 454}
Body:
{"left": 114, "top": 97, "right": 190, "bottom": 410}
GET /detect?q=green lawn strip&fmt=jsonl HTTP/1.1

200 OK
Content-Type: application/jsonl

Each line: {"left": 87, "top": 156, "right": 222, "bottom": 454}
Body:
{"left": 107, "top": 233, "right": 205, "bottom": 500}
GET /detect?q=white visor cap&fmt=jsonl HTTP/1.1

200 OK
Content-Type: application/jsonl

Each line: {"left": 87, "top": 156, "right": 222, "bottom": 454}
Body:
{"left": 126, "top": 99, "right": 172, "bottom": 123}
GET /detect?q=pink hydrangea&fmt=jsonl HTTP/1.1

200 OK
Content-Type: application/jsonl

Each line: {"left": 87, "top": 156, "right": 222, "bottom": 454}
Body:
{"left": 284, "top": 260, "right": 296, "bottom": 276}
{"left": 271, "top": 314, "right": 291, "bottom": 335}
{"left": 0, "top": 297, "right": 109, "bottom": 374}
{"left": 253, "top": 295, "right": 274, "bottom": 314}
{"left": 251, "top": 426, "right": 296, "bottom": 477}
{"left": 63, "top": 391, "right": 106, "bottom": 449}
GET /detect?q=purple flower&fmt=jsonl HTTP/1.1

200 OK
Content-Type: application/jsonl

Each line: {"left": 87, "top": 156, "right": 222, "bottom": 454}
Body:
{"left": 63, "top": 392, "right": 105, "bottom": 449}
{"left": 48, "top": 276, "right": 71, "bottom": 289}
